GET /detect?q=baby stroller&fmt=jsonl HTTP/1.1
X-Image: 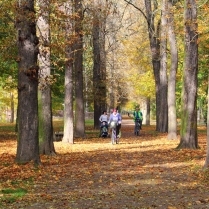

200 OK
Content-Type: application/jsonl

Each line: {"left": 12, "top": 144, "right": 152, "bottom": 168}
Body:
{"left": 100, "top": 121, "right": 108, "bottom": 138}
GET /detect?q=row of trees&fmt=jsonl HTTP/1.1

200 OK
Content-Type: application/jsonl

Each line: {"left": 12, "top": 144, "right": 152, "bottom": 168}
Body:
{"left": 1, "top": 0, "right": 129, "bottom": 164}
{"left": 1, "top": 0, "right": 209, "bottom": 166}
{"left": 121, "top": 0, "right": 204, "bottom": 151}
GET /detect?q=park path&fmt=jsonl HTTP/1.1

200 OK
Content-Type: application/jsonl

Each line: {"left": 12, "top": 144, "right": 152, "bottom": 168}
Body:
{"left": 4, "top": 119, "right": 209, "bottom": 209}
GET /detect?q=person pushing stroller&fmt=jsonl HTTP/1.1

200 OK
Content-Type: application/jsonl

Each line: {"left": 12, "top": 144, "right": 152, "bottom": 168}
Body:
{"left": 99, "top": 110, "right": 109, "bottom": 137}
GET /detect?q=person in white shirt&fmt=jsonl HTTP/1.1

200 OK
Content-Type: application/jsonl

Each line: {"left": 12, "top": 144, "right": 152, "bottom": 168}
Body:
{"left": 99, "top": 110, "right": 108, "bottom": 123}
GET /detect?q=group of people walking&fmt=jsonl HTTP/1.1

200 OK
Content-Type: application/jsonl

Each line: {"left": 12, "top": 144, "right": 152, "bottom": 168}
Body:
{"left": 99, "top": 106, "right": 143, "bottom": 140}
{"left": 99, "top": 108, "right": 122, "bottom": 138}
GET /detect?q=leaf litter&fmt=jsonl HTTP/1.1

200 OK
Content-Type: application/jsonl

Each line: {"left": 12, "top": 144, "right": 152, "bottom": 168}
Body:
{"left": 1, "top": 119, "right": 209, "bottom": 209}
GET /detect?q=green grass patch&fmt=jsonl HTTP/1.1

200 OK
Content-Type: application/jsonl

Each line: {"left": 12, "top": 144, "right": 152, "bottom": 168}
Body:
{"left": 1, "top": 188, "right": 27, "bottom": 203}
{"left": 0, "top": 123, "right": 16, "bottom": 132}
{"left": 53, "top": 119, "right": 94, "bottom": 132}
{"left": 85, "top": 119, "right": 94, "bottom": 126}
{"left": 0, "top": 120, "right": 97, "bottom": 140}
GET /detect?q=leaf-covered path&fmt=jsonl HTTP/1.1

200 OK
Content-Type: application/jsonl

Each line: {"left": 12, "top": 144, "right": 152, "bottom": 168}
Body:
{"left": 1, "top": 119, "right": 209, "bottom": 208}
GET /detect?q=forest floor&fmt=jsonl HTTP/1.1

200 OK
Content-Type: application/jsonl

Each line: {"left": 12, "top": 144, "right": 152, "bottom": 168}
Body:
{"left": 1, "top": 119, "right": 209, "bottom": 209}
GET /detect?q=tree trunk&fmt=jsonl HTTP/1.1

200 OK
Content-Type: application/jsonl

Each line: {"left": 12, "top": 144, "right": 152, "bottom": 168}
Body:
{"left": 145, "top": 97, "right": 150, "bottom": 125}
{"left": 63, "top": 59, "right": 74, "bottom": 144}
{"left": 62, "top": 1, "right": 74, "bottom": 144}
{"left": 74, "top": 0, "right": 85, "bottom": 138}
{"left": 10, "top": 92, "right": 14, "bottom": 123}
{"left": 167, "top": 0, "right": 178, "bottom": 140}
{"left": 204, "top": 73, "right": 209, "bottom": 168}
{"left": 92, "top": 2, "right": 107, "bottom": 129}
{"left": 177, "top": 0, "right": 198, "bottom": 149}
{"left": 38, "top": 89, "right": 55, "bottom": 155}
{"left": 37, "top": 0, "right": 56, "bottom": 155}
{"left": 159, "top": 0, "right": 168, "bottom": 132}
{"left": 15, "top": 0, "right": 40, "bottom": 164}
{"left": 93, "top": 16, "right": 103, "bottom": 128}
{"left": 144, "top": 0, "right": 168, "bottom": 132}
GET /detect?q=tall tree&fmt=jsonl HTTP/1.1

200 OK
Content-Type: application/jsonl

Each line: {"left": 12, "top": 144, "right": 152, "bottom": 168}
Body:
{"left": 159, "top": 0, "right": 168, "bottom": 132}
{"left": 37, "top": 0, "right": 55, "bottom": 154}
{"left": 177, "top": 0, "right": 198, "bottom": 149}
{"left": 167, "top": 0, "right": 178, "bottom": 140}
{"left": 62, "top": 1, "right": 74, "bottom": 144}
{"left": 15, "top": 0, "right": 40, "bottom": 164}
{"left": 74, "top": 0, "right": 85, "bottom": 138}
{"left": 143, "top": 0, "right": 168, "bottom": 132}
{"left": 124, "top": 0, "right": 168, "bottom": 132}
{"left": 92, "top": 0, "right": 107, "bottom": 129}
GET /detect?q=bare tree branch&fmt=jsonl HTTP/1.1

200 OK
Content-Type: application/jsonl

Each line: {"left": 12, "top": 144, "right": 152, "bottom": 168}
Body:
{"left": 123, "top": 0, "right": 147, "bottom": 21}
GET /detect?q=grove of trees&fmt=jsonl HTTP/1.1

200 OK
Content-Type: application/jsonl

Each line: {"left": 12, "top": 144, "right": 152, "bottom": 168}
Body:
{"left": 1, "top": 0, "right": 209, "bottom": 166}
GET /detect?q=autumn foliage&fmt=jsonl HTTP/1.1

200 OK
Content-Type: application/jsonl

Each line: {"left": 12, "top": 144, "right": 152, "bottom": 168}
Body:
{"left": 1, "top": 120, "right": 209, "bottom": 208}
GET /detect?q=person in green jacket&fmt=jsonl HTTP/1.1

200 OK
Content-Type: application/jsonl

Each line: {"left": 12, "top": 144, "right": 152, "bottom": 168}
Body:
{"left": 133, "top": 106, "right": 143, "bottom": 131}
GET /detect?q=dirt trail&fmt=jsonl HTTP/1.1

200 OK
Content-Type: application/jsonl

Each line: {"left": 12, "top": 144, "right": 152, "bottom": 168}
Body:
{"left": 3, "top": 119, "right": 209, "bottom": 209}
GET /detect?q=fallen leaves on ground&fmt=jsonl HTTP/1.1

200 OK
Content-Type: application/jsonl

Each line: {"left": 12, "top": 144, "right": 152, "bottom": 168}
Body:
{"left": 1, "top": 120, "right": 209, "bottom": 209}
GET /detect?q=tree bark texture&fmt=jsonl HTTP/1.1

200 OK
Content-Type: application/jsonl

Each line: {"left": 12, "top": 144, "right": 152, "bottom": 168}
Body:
{"left": 63, "top": 58, "right": 74, "bottom": 144}
{"left": 15, "top": 0, "right": 40, "bottom": 164}
{"left": 92, "top": 2, "right": 107, "bottom": 129}
{"left": 10, "top": 93, "right": 14, "bottom": 123}
{"left": 159, "top": 0, "right": 168, "bottom": 133}
{"left": 167, "top": 0, "right": 178, "bottom": 140}
{"left": 37, "top": 0, "right": 55, "bottom": 155}
{"left": 145, "top": 97, "right": 151, "bottom": 125}
{"left": 62, "top": 1, "right": 74, "bottom": 144}
{"left": 204, "top": 73, "right": 209, "bottom": 167}
{"left": 177, "top": 0, "right": 198, "bottom": 149}
{"left": 74, "top": 0, "right": 85, "bottom": 138}
{"left": 38, "top": 89, "right": 55, "bottom": 155}
{"left": 144, "top": 0, "right": 168, "bottom": 132}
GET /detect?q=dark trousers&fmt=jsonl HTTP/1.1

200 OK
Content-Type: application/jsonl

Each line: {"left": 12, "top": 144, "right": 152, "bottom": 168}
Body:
{"left": 135, "top": 119, "right": 142, "bottom": 131}
{"left": 116, "top": 124, "right": 121, "bottom": 136}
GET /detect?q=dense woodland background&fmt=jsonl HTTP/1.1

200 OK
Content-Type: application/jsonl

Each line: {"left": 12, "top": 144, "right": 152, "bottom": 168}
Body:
{"left": 0, "top": 0, "right": 209, "bottom": 165}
